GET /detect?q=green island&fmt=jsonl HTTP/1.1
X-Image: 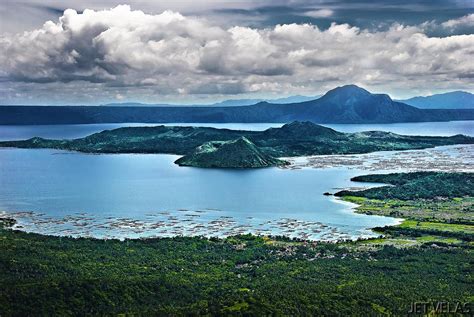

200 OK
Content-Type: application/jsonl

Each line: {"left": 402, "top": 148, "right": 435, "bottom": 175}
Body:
{"left": 1, "top": 172, "right": 473, "bottom": 315}
{"left": 175, "top": 137, "right": 289, "bottom": 168}
{"left": 1, "top": 121, "right": 472, "bottom": 168}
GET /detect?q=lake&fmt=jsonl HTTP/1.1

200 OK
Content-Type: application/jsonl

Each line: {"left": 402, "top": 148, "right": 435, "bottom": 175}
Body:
{"left": 0, "top": 121, "right": 472, "bottom": 240}
{"left": 0, "top": 120, "right": 473, "bottom": 141}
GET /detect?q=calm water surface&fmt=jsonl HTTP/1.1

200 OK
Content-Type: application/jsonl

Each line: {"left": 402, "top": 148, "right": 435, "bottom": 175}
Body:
{"left": 0, "top": 121, "right": 472, "bottom": 240}
{"left": 0, "top": 120, "right": 472, "bottom": 141}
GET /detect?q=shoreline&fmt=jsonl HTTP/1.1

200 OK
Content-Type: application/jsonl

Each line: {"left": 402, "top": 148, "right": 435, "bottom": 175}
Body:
{"left": 0, "top": 215, "right": 396, "bottom": 244}
{"left": 0, "top": 198, "right": 405, "bottom": 243}
{"left": 331, "top": 196, "right": 405, "bottom": 226}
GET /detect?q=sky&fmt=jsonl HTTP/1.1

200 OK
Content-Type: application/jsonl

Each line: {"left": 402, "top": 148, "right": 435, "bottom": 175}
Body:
{"left": 0, "top": 0, "right": 473, "bottom": 105}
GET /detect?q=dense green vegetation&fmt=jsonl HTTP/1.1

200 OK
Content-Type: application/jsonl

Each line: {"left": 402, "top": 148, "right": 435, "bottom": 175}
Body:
{"left": 335, "top": 172, "right": 474, "bottom": 200}
{"left": 175, "top": 137, "right": 288, "bottom": 168}
{"left": 336, "top": 173, "right": 474, "bottom": 240}
{"left": 336, "top": 172, "right": 474, "bottom": 247}
{"left": 0, "top": 228, "right": 473, "bottom": 316}
{"left": 1, "top": 122, "right": 472, "bottom": 168}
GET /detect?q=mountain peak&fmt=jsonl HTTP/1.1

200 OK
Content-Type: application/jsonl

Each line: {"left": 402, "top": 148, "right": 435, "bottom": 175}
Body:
{"left": 283, "top": 121, "right": 317, "bottom": 129}
{"left": 319, "top": 84, "right": 374, "bottom": 106}
{"left": 326, "top": 84, "right": 371, "bottom": 96}
{"left": 318, "top": 84, "right": 398, "bottom": 107}
{"left": 232, "top": 136, "right": 254, "bottom": 147}
{"left": 271, "top": 121, "right": 340, "bottom": 137}
{"left": 175, "top": 137, "right": 287, "bottom": 168}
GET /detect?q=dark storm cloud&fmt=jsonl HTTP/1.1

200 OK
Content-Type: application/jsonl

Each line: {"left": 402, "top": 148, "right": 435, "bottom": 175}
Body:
{"left": 0, "top": 1, "right": 473, "bottom": 104}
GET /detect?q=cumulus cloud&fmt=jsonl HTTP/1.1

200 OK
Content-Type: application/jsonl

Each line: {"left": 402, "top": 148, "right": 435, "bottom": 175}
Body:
{"left": 438, "top": 13, "right": 474, "bottom": 36}
{"left": 420, "top": 13, "right": 474, "bottom": 39}
{"left": 303, "top": 9, "right": 334, "bottom": 18}
{"left": 0, "top": 5, "right": 473, "bottom": 104}
{"left": 442, "top": 13, "right": 474, "bottom": 29}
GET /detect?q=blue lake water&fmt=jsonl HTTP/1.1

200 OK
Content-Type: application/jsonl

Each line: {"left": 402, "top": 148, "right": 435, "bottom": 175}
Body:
{"left": 0, "top": 120, "right": 472, "bottom": 141}
{"left": 0, "top": 121, "right": 472, "bottom": 240}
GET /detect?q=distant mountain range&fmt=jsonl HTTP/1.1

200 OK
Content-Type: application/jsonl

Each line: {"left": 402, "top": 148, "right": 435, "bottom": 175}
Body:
{"left": 1, "top": 85, "right": 473, "bottom": 125}
{"left": 102, "top": 91, "right": 474, "bottom": 109}
{"left": 210, "top": 95, "right": 322, "bottom": 107}
{"left": 103, "top": 95, "right": 321, "bottom": 107}
{"left": 398, "top": 91, "right": 474, "bottom": 109}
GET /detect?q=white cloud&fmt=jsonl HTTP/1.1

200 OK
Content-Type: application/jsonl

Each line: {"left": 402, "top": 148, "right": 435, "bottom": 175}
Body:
{"left": 0, "top": 5, "right": 473, "bottom": 104}
{"left": 304, "top": 9, "right": 334, "bottom": 18}
{"left": 442, "top": 13, "right": 474, "bottom": 29}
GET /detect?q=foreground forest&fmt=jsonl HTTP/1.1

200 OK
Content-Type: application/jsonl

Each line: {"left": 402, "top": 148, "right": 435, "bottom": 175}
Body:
{"left": 0, "top": 229, "right": 472, "bottom": 316}
{"left": 1, "top": 172, "right": 473, "bottom": 316}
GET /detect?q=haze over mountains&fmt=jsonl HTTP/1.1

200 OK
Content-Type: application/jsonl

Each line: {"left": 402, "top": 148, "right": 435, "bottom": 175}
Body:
{"left": 399, "top": 91, "right": 474, "bottom": 109}
{"left": 103, "top": 90, "right": 473, "bottom": 109}
{"left": 103, "top": 95, "right": 321, "bottom": 108}
{"left": 1, "top": 85, "right": 473, "bottom": 125}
